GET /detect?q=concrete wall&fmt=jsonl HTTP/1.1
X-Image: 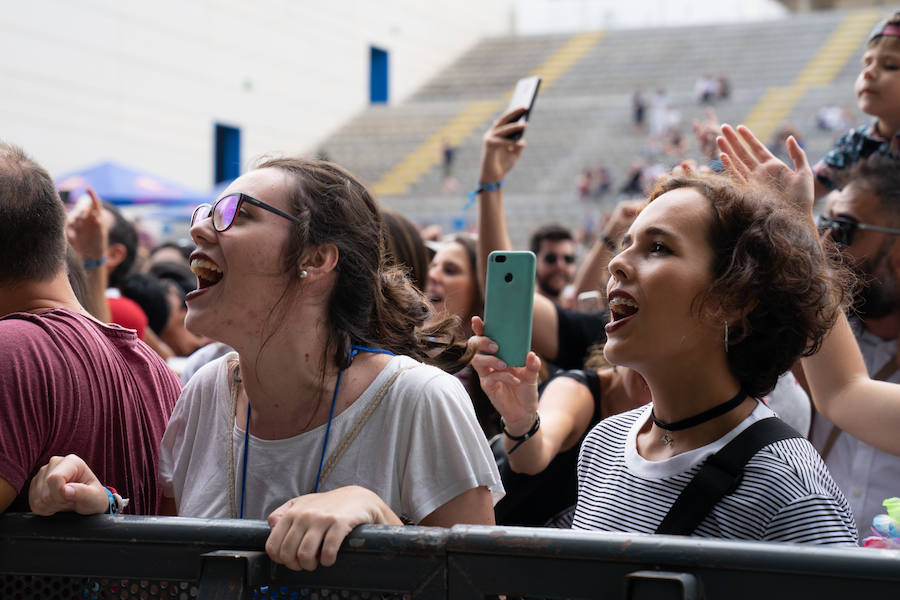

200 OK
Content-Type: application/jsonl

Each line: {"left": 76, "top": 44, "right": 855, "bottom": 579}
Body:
{"left": 0, "top": 0, "right": 513, "bottom": 191}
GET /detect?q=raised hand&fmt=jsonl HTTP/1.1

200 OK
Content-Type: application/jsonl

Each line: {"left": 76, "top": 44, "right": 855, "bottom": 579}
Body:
{"left": 479, "top": 107, "right": 528, "bottom": 184}
{"left": 692, "top": 107, "right": 720, "bottom": 161}
{"left": 66, "top": 188, "right": 107, "bottom": 262}
{"left": 468, "top": 316, "right": 540, "bottom": 432}
{"left": 716, "top": 124, "right": 814, "bottom": 217}
{"left": 29, "top": 454, "right": 109, "bottom": 516}
{"left": 266, "top": 486, "right": 402, "bottom": 571}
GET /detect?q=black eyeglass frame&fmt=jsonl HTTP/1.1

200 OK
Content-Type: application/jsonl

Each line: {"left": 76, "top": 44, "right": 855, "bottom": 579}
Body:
{"left": 191, "top": 193, "right": 303, "bottom": 232}
{"left": 815, "top": 214, "right": 900, "bottom": 247}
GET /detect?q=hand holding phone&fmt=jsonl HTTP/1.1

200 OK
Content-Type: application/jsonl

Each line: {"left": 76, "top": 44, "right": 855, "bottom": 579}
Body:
{"left": 484, "top": 251, "right": 536, "bottom": 367}
{"left": 505, "top": 76, "right": 542, "bottom": 141}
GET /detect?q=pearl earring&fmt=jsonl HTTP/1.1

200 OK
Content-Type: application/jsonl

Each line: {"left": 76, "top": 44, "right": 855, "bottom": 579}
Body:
{"left": 299, "top": 269, "right": 308, "bottom": 279}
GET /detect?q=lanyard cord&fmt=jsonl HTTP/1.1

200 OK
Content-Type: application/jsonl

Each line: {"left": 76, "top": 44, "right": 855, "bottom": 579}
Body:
{"left": 238, "top": 344, "right": 395, "bottom": 519}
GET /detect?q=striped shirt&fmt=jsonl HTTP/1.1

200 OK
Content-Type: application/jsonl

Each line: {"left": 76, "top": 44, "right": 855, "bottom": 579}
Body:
{"left": 573, "top": 402, "right": 858, "bottom": 545}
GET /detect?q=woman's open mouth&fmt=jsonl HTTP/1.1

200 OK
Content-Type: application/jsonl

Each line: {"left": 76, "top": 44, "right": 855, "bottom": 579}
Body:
{"left": 606, "top": 291, "right": 639, "bottom": 333}
{"left": 187, "top": 254, "right": 223, "bottom": 301}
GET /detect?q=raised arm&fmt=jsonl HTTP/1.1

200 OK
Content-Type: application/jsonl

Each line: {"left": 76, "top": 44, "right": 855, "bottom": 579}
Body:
{"left": 476, "top": 108, "right": 563, "bottom": 360}
{"left": 717, "top": 124, "right": 900, "bottom": 455}
{"left": 573, "top": 199, "right": 643, "bottom": 299}
{"left": 66, "top": 188, "right": 111, "bottom": 322}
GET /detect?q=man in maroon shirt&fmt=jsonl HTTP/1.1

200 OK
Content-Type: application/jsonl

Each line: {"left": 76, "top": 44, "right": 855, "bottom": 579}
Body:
{"left": 0, "top": 143, "right": 181, "bottom": 514}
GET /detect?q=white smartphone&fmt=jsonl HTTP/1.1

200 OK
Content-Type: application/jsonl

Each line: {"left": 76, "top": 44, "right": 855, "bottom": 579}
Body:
{"left": 505, "top": 76, "right": 542, "bottom": 141}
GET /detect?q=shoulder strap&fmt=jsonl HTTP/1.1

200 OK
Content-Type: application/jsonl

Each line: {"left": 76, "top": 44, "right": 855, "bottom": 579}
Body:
{"left": 655, "top": 417, "right": 801, "bottom": 536}
{"left": 317, "top": 364, "right": 417, "bottom": 488}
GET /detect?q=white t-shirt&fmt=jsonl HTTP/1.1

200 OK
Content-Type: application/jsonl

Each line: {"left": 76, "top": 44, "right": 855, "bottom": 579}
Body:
{"left": 159, "top": 353, "right": 504, "bottom": 522}
{"left": 573, "top": 402, "right": 857, "bottom": 545}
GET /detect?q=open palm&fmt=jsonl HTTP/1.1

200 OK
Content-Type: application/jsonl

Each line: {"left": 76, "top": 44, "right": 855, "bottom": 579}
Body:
{"left": 716, "top": 124, "right": 815, "bottom": 217}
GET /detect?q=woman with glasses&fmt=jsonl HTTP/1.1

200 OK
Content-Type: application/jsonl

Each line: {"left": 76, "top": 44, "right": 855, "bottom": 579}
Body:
{"left": 29, "top": 158, "right": 503, "bottom": 571}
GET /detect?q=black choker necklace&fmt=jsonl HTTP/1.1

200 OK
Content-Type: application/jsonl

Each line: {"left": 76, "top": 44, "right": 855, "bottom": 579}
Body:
{"left": 651, "top": 388, "right": 747, "bottom": 446}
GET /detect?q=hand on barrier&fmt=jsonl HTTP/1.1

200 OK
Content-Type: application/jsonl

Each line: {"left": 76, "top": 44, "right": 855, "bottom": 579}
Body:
{"left": 266, "top": 485, "right": 402, "bottom": 571}
{"left": 716, "top": 124, "right": 814, "bottom": 217}
{"left": 469, "top": 315, "right": 540, "bottom": 434}
{"left": 479, "top": 107, "right": 527, "bottom": 185}
{"left": 28, "top": 454, "right": 109, "bottom": 516}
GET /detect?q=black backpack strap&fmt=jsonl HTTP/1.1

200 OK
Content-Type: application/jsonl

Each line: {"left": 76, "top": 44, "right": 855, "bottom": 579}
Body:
{"left": 655, "top": 417, "right": 801, "bottom": 536}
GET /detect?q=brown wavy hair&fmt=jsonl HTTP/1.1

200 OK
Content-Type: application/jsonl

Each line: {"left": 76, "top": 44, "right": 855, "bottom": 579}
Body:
{"left": 647, "top": 173, "right": 851, "bottom": 398}
{"left": 255, "top": 157, "right": 471, "bottom": 372}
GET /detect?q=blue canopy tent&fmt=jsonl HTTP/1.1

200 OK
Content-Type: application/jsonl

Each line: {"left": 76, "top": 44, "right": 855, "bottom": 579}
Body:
{"left": 55, "top": 161, "right": 209, "bottom": 240}
{"left": 55, "top": 161, "right": 207, "bottom": 208}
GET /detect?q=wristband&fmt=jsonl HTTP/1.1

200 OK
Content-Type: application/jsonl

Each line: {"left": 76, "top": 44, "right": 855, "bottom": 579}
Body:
{"left": 501, "top": 413, "right": 541, "bottom": 454}
{"left": 463, "top": 180, "right": 503, "bottom": 210}
{"left": 83, "top": 256, "right": 108, "bottom": 269}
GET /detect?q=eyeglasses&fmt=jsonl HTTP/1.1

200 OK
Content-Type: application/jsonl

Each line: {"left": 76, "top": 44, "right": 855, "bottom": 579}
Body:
{"left": 191, "top": 193, "right": 302, "bottom": 232}
{"left": 815, "top": 214, "right": 900, "bottom": 248}
{"left": 542, "top": 252, "right": 576, "bottom": 265}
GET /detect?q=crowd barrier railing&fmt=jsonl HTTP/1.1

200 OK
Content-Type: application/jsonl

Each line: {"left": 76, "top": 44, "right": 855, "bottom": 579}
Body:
{"left": 2, "top": 512, "right": 898, "bottom": 599}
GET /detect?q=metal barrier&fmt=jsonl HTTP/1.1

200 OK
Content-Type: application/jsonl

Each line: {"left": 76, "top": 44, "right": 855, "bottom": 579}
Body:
{"left": 2, "top": 513, "right": 899, "bottom": 599}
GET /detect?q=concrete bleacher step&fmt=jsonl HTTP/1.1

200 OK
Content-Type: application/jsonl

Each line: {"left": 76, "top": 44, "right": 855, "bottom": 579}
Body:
{"left": 315, "top": 6, "right": 893, "bottom": 244}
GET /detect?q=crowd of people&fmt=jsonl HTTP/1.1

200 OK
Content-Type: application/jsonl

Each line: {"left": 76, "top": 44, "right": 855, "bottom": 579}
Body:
{"left": 4, "top": 10, "right": 900, "bottom": 573}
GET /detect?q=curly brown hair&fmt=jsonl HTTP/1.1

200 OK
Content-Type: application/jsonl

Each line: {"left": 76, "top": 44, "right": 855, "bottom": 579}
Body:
{"left": 648, "top": 174, "right": 851, "bottom": 398}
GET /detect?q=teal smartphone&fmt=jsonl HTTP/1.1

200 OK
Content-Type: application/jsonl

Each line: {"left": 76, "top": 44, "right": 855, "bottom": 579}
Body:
{"left": 484, "top": 251, "right": 536, "bottom": 367}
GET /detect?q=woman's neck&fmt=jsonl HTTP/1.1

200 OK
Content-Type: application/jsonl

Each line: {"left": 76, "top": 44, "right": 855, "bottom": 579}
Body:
{"left": 233, "top": 316, "right": 341, "bottom": 438}
{"left": 635, "top": 361, "right": 754, "bottom": 460}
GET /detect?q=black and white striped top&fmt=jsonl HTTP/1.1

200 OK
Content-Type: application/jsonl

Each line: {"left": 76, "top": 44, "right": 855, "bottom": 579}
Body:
{"left": 573, "top": 402, "right": 858, "bottom": 545}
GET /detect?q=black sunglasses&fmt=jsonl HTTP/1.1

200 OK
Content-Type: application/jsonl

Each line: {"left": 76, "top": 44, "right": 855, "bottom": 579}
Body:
{"left": 543, "top": 252, "right": 576, "bottom": 265}
{"left": 191, "top": 193, "right": 302, "bottom": 232}
{"left": 816, "top": 214, "right": 900, "bottom": 248}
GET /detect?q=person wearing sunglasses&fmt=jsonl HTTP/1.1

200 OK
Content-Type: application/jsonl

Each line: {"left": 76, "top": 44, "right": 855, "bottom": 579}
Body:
{"left": 29, "top": 157, "right": 503, "bottom": 571}
{"left": 718, "top": 125, "right": 900, "bottom": 542}
{"left": 530, "top": 224, "right": 577, "bottom": 307}
{"left": 807, "top": 154, "right": 900, "bottom": 539}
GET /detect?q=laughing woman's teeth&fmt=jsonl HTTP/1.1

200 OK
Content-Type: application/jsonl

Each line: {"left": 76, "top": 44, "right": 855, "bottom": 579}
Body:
{"left": 190, "top": 258, "right": 223, "bottom": 285}
{"left": 609, "top": 297, "right": 638, "bottom": 319}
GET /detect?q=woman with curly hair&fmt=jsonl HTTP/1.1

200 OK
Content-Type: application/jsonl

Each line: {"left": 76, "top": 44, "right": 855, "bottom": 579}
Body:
{"left": 473, "top": 111, "right": 857, "bottom": 544}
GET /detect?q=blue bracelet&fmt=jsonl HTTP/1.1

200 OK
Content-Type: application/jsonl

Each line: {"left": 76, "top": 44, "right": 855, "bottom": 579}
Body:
{"left": 83, "top": 256, "right": 107, "bottom": 269}
{"left": 463, "top": 180, "right": 503, "bottom": 210}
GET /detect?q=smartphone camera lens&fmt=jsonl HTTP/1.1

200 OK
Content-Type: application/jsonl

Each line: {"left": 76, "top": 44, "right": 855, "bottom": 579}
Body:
{"left": 505, "top": 273, "right": 513, "bottom": 283}
{"left": 495, "top": 255, "right": 507, "bottom": 263}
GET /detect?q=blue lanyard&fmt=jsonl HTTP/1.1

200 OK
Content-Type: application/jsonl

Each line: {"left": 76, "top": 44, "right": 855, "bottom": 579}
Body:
{"left": 239, "top": 344, "right": 395, "bottom": 519}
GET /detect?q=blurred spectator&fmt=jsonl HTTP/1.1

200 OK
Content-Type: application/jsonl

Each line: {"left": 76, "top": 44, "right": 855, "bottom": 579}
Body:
{"left": 632, "top": 89, "right": 646, "bottom": 130}
{"left": 716, "top": 73, "right": 731, "bottom": 100}
{"left": 694, "top": 74, "right": 716, "bottom": 104}
{"left": 149, "top": 240, "right": 193, "bottom": 269}
{"left": 383, "top": 210, "right": 430, "bottom": 292}
{"left": 530, "top": 224, "right": 577, "bottom": 307}
{"left": 816, "top": 105, "right": 853, "bottom": 132}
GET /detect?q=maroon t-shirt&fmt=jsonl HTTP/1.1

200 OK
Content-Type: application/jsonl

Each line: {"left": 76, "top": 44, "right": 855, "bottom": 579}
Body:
{"left": 0, "top": 308, "right": 181, "bottom": 514}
